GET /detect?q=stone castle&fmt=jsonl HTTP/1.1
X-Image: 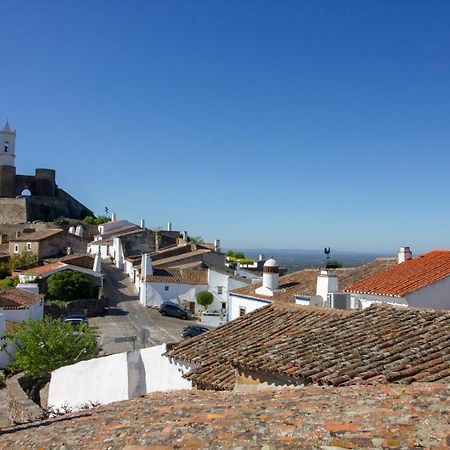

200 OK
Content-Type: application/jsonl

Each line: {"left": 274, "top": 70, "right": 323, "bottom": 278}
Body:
{"left": 0, "top": 121, "right": 93, "bottom": 224}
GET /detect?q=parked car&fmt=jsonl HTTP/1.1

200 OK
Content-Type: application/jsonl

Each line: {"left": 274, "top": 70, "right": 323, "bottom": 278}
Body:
{"left": 159, "top": 302, "right": 191, "bottom": 320}
{"left": 182, "top": 325, "right": 210, "bottom": 339}
{"left": 64, "top": 313, "right": 89, "bottom": 327}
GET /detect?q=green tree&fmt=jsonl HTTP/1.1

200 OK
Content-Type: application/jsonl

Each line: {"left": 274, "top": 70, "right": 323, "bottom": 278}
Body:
{"left": 189, "top": 236, "right": 205, "bottom": 245}
{"left": 47, "top": 271, "right": 92, "bottom": 301}
{"left": 8, "top": 318, "right": 99, "bottom": 379}
{"left": 0, "top": 263, "right": 10, "bottom": 279}
{"left": 234, "top": 252, "right": 245, "bottom": 260}
{"left": 226, "top": 250, "right": 235, "bottom": 258}
{"left": 9, "top": 252, "right": 38, "bottom": 271}
{"left": 0, "top": 276, "right": 19, "bottom": 289}
{"left": 82, "top": 215, "right": 96, "bottom": 225}
{"left": 196, "top": 290, "right": 214, "bottom": 311}
{"left": 94, "top": 216, "right": 110, "bottom": 225}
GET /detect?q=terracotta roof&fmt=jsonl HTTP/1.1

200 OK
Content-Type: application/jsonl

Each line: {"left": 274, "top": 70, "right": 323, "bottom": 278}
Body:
{"left": 22, "top": 262, "right": 66, "bottom": 276}
{"left": 152, "top": 248, "right": 212, "bottom": 268}
{"left": 345, "top": 250, "right": 450, "bottom": 297}
{"left": 55, "top": 254, "right": 95, "bottom": 270}
{"left": 1, "top": 384, "right": 449, "bottom": 447}
{"left": 0, "top": 288, "right": 42, "bottom": 309}
{"left": 11, "top": 229, "right": 63, "bottom": 242}
{"left": 230, "top": 258, "right": 396, "bottom": 302}
{"left": 145, "top": 268, "right": 208, "bottom": 285}
{"left": 166, "top": 303, "right": 450, "bottom": 391}
{"left": 98, "top": 225, "right": 140, "bottom": 239}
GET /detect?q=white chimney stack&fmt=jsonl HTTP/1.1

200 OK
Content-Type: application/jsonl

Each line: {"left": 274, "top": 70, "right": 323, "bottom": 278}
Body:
{"left": 111, "top": 212, "right": 117, "bottom": 221}
{"left": 141, "top": 253, "right": 153, "bottom": 277}
{"left": 214, "top": 239, "right": 221, "bottom": 252}
{"left": 259, "top": 254, "right": 264, "bottom": 261}
{"left": 140, "top": 219, "right": 145, "bottom": 229}
{"left": 75, "top": 225, "right": 84, "bottom": 237}
{"left": 93, "top": 251, "right": 102, "bottom": 273}
{"left": 316, "top": 269, "right": 339, "bottom": 302}
{"left": 398, "top": 246, "right": 412, "bottom": 264}
{"left": 255, "top": 258, "right": 279, "bottom": 296}
{"left": 167, "top": 222, "right": 172, "bottom": 231}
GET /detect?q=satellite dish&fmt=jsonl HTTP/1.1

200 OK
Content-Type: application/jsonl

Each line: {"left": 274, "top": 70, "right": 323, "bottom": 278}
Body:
{"left": 310, "top": 295, "right": 324, "bottom": 307}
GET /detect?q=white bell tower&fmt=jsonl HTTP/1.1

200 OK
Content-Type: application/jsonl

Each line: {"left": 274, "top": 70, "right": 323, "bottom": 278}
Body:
{"left": 0, "top": 121, "right": 16, "bottom": 167}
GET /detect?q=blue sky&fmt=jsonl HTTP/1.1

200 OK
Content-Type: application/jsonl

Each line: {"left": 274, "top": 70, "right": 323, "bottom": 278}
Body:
{"left": 2, "top": 0, "right": 450, "bottom": 253}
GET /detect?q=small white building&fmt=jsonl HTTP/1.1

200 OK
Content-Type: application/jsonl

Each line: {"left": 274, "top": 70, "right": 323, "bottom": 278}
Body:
{"left": 0, "top": 288, "right": 44, "bottom": 322}
{"left": 344, "top": 247, "right": 450, "bottom": 310}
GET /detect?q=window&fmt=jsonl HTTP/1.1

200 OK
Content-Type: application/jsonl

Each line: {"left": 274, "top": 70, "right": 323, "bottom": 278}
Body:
{"left": 221, "top": 302, "right": 226, "bottom": 310}
{"left": 164, "top": 286, "right": 169, "bottom": 291}
{"left": 4, "top": 141, "right": 8, "bottom": 152}
{"left": 217, "top": 286, "right": 223, "bottom": 295}
{"left": 26, "top": 242, "right": 32, "bottom": 251}
{"left": 14, "top": 244, "right": 19, "bottom": 254}
{"left": 239, "top": 306, "right": 246, "bottom": 317}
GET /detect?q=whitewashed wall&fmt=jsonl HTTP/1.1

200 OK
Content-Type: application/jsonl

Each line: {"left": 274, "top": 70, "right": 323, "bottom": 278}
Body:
{"left": 406, "top": 276, "right": 450, "bottom": 310}
{"left": 1, "top": 300, "right": 43, "bottom": 322}
{"left": 349, "top": 293, "right": 407, "bottom": 309}
{"left": 88, "top": 243, "right": 111, "bottom": 259}
{"left": 48, "top": 344, "right": 193, "bottom": 412}
{"left": 228, "top": 294, "right": 271, "bottom": 321}
{"left": 141, "top": 282, "right": 206, "bottom": 308}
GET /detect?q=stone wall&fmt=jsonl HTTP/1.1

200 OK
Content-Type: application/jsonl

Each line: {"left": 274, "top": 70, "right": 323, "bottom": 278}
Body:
{"left": 6, "top": 375, "right": 47, "bottom": 425}
{"left": 44, "top": 297, "right": 107, "bottom": 318}
{"left": 0, "top": 198, "right": 27, "bottom": 224}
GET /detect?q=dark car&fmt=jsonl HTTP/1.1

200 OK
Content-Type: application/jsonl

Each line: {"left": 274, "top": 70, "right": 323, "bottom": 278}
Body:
{"left": 64, "top": 313, "right": 89, "bottom": 327}
{"left": 181, "top": 325, "right": 209, "bottom": 339}
{"left": 159, "top": 302, "right": 191, "bottom": 320}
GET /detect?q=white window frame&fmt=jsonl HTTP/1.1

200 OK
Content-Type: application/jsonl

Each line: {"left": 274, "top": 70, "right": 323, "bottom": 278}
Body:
{"left": 14, "top": 244, "right": 19, "bottom": 254}
{"left": 26, "top": 242, "right": 32, "bottom": 251}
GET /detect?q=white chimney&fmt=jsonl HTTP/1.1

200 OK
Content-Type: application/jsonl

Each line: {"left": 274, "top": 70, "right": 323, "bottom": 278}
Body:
{"left": 93, "top": 252, "right": 102, "bottom": 273}
{"left": 214, "top": 239, "right": 221, "bottom": 252}
{"left": 75, "top": 225, "right": 84, "bottom": 237}
{"left": 316, "top": 269, "right": 339, "bottom": 302}
{"left": 255, "top": 258, "right": 279, "bottom": 296}
{"left": 398, "top": 246, "right": 412, "bottom": 264}
{"left": 167, "top": 222, "right": 172, "bottom": 231}
{"left": 183, "top": 231, "right": 188, "bottom": 241}
{"left": 111, "top": 212, "right": 117, "bottom": 221}
{"left": 140, "top": 219, "right": 145, "bottom": 229}
{"left": 68, "top": 226, "right": 76, "bottom": 234}
{"left": 141, "top": 253, "right": 153, "bottom": 278}
{"left": 259, "top": 254, "right": 264, "bottom": 261}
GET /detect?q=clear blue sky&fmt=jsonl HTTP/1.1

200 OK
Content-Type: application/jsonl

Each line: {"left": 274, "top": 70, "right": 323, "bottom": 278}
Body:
{"left": 3, "top": 0, "right": 450, "bottom": 253}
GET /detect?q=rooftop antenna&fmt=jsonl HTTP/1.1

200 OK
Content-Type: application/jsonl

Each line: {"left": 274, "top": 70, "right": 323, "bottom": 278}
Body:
{"left": 324, "top": 247, "right": 331, "bottom": 267}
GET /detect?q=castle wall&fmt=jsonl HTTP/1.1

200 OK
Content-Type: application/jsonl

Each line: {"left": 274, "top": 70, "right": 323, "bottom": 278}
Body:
{"left": 0, "top": 166, "right": 17, "bottom": 197}
{"left": 0, "top": 197, "right": 27, "bottom": 223}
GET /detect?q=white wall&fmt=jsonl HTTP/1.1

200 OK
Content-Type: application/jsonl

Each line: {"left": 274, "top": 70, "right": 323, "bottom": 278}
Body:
{"left": 1, "top": 300, "right": 43, "bottom": 322}
{"left": 405, "top": 276, "right": 450, "bottom": 310}
{"left": 349, "top": 293, "right": 407, "bottom": 309}
{"left": 228, "top": 294, "right": 271, "bottom": 321}
{"left": 88, "top": 243, "right": 111, "bottom": 259}
{"left": 207, "top": 270, "right": 249, "bottom": 313}
{"left": 48, "top": 344, "right": 193, "bottom": 412}
{"left": 142, "top": 282, "right": 206, "bottom": 308}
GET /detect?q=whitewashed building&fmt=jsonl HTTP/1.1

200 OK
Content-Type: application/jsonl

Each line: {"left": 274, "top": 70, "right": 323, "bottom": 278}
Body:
{"left": 344, "top": 247, "right": 450, "bottom": 310}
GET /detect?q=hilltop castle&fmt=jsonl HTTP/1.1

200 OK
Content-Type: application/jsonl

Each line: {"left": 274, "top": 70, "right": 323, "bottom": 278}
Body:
{"left": 0, "top": 121, "right": 93, "bottom": 224}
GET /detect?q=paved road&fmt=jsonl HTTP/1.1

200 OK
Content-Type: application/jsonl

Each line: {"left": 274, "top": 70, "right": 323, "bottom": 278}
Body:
{"left": 90, "top": 264, "right": 197, "bottom": 355}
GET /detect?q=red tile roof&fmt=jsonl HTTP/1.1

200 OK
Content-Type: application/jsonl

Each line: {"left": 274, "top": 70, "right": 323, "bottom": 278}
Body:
{"left": 1, "top": 384, "right": 449, "bottom": 447}
{"left": 344, "top": 250, "right": 450, "bottom": 297}
{"left": 22, "top": 262, "right": 66, "bottom": 276}
{"left": 166, "top": 303, "right": 450, "bottom": 390}
{"left": 0, "top": 288, "right": 42, "bottom": 309}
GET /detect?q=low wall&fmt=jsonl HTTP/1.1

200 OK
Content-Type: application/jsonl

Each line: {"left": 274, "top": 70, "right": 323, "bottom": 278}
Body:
{"left": 44, "top": 297, "right": 108, "bottom": 318}
{"left": 6, "top": 375, "right": 47, "bottom": 425}
{"left": 48, "top": 344, "right": 193, "bottom": 412}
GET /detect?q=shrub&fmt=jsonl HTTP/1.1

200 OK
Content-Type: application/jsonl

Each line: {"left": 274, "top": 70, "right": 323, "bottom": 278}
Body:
{"left": 0, "top": 276, "right": 19, "bottom": 289}
{"left": 9, "top": 252, "right": 38, "bottom": 271}
{"left": 0, "top": 263, "right": 10, "bottom": 279}
{"left": 226, "top": 250, "right": 235, "bottom": 258}
{"left": 47, "top": 271, "right": 92, "bottom": 302}
{"left": 82, "top": 216, "right": 96, "bottom": 225}
{"left": 8, "top": 317, "right": 99, "bottom": 379}
{"left": 196, "top": 291, "right": 214, "bottom": 311}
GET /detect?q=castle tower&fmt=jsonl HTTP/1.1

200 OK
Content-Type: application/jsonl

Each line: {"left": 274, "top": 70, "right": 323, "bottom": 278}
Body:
{"left": 0, "top": 121, "right": 16, "bottom": 167}
{"left": 0, "top": 121, "right": 17, "bottom": 197}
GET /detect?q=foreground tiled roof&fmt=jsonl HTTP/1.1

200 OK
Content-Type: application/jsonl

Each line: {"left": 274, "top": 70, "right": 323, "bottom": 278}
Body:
{"left": 22, "top": 262, "right": 66, "bottom": 276}
{"left": 345, "top": 250, "right": 450, "bottom": 297}
{"left": 0, "top": 288, "right": 42, "bottom": 309}
{"left": 166, "top": 303, "right": 450, "bottom": 390}
{"left": 11, "top": 229, "right": 63, "bottom": 242}
{"left": 230, "top": 258, "right": 396, "bottom": 302}
{"left": 145, "top": 268, "right": 208, "bottom": 285}
{"left": 1, "top": 384, "right": 449, "bottom": 448}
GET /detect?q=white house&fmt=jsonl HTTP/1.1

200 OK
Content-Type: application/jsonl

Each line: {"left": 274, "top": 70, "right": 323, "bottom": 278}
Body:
{"left": 0, "top": 288, "right": 43, "bottom": 322}
{"left": 138, "top": 254, "right": 249, "bottom": 316}
{"left": 228, "top": 257, "right": 397, "bottom": 321}
{"left": 344, "top": 247, "right": 450, "bottom": 310}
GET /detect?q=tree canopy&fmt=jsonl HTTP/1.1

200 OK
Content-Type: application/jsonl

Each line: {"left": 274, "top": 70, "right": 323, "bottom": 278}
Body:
{"left": 8, "top": 317, "right": 99, "bottom": 379}
{"left": 47, "top": 271, "right": 92, "bottom": 302}
{"left": 9, "top": 252, "right": 38, "bottom": 271}
{"left": 196, "top": 291, "right": 214, "bottom": 311}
